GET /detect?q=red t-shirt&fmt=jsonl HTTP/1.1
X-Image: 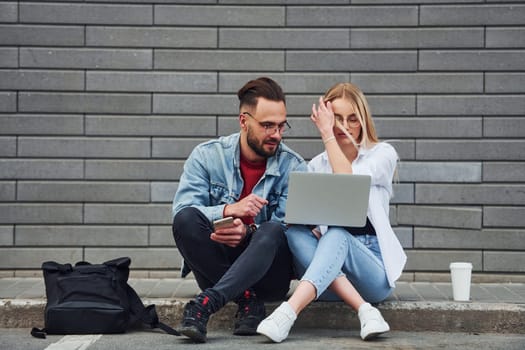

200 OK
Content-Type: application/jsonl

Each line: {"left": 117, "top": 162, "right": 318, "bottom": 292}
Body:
{"left": 238, "top": 154, "right": 266, "bottom": 224}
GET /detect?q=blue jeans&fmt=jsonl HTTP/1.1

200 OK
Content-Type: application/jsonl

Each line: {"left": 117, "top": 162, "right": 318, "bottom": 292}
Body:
{"left": 286, "top": 225, "right": 393, "bottom": 303}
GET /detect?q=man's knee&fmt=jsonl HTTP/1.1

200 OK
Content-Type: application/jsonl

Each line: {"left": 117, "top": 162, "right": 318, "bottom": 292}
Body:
{"left": 172, "top": 207, "right": 208, "bottom": 240}
{"left": 173, "top": 206, "right": 202, "bottom": 224}
{"left": 253, "top": 221, "right": 287, "bottom": 247}
{"left": 172, "top": 207, "right": 204, "bottom": 232}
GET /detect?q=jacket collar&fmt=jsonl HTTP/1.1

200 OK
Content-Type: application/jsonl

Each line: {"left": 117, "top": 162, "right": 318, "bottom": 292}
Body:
{"left": 232, "top": 132, "right": 282, "bottom": 177}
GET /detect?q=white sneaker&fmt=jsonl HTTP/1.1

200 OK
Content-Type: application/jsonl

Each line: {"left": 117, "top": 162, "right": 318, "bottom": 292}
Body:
{"left": 358, "top": 302, "right": 390, "bottom": 341}
{"left": 256, "top": 302, "right": 297, "bottom": 343}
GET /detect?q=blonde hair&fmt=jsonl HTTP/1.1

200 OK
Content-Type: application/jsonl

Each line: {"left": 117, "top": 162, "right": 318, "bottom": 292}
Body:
{"left": 323, "top": 83, "right": 379, "bottom": 149}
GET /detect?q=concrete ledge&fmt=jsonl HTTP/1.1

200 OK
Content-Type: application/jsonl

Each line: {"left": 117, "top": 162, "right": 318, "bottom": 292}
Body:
{"left": 280, "top": 300, "right": 525, "bottom": 334}
{"left": 3, "top": 298, "right": 524, "bottom": 334}
{"left": 379, "top": 301, "right": 525, "bottom": 334}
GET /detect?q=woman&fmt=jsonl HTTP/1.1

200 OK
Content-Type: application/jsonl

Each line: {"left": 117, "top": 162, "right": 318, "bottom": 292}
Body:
{"left": 256, "top": 83, "right": 407, "bottom": 342}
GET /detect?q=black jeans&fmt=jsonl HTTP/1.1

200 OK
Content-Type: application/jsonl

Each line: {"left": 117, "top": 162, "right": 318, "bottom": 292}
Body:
{"left": 172, "top": 207, "right": 293, "bottom": 309}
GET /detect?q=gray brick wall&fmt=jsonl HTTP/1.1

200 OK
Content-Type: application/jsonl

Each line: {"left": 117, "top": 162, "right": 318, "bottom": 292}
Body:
{"left": 0, "top": 1, "right": 524, "bottom": 280}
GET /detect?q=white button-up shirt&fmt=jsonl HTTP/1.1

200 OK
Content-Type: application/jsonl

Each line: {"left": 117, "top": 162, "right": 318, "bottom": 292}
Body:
{"left": 308, "top": 142, "right": 407, "bottom": 287}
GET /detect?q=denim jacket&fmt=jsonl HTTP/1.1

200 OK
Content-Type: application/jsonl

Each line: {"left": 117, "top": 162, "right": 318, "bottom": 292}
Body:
{"left": 172, "top": 133, "right": 307, "bottom": 226}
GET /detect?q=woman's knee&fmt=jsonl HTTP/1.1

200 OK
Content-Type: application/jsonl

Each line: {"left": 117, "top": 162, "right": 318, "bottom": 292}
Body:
{"left": 323, "top": 227, "right": 349, "bottom": 241}
{"left": 362, "top": 285, "right": 393, "bottom": 304}
{"left": 285, "top": 225, "right": 314, "bottom": 251}
{"left": 349, "top": 269, "right": 392, "bottom": 303}
{"left": 285, "top": 226, "right": 319, "bottom": 276}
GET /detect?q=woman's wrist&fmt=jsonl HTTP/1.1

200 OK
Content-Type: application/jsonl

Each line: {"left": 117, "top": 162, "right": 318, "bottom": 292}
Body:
{"left": 323, "top": 135, "right": 336, "bottom": 144}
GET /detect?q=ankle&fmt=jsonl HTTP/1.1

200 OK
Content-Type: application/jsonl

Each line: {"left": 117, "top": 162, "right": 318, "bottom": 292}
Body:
{"left": 235, "top": 289, "right": 257, "bottom": 304}
{"left": 288, "top": 281, "right": 316, "bottom": 315}
{"left": 281, "top": 302, "right": 298, "bottom": 320}
{"left": 196, "top": 290, "right": 221, "bottom": 314}
{"left": 286, "top": 300, "right": 301, "bottom": 316}
{"left": 358, "top": 302, "right": 372, "bottom": 313}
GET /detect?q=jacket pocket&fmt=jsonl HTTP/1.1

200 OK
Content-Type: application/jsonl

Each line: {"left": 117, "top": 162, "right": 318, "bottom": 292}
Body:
{"left": 209, "top": 182, "right": 234, "bottom": 205}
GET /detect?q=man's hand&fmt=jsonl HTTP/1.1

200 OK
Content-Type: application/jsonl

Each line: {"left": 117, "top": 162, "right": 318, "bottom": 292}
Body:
{"left": 224, "top": 193, "right": 268, "bottom": 219}
{"left": 210, "top": 218, "right": 246, "bottom": 247}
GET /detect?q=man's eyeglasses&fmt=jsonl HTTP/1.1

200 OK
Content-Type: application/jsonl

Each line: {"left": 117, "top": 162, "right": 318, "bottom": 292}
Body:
{"left": 242, "top": 112, "right": 291, "bottom": 135}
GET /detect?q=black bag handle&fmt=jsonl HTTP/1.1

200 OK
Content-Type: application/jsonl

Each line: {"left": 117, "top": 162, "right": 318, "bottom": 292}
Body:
{"left": 142, "top": 304, "right": 180, "bottom": 336}
{"left": 30, "top": 327, "right": 47, "bottom": 339}
{"left": 42, "top": 261, "right": 73, "bottom": 273}
{"left": 126, "top": 284, "right": 180, "bottom": 336}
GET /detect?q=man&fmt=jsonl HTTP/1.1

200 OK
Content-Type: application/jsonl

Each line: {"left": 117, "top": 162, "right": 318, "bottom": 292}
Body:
{"left": 172, "top": 77, "right": 307, "bottom": 343}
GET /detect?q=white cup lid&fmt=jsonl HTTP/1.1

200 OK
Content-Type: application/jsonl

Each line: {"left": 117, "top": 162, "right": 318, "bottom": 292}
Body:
{"left": 450, "top": 262, "right": 473, "bottom": 269}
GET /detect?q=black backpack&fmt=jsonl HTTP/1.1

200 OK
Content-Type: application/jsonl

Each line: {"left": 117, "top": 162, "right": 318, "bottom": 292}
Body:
{"left": 31, "top": 257, "right": 180, "bottom": 338}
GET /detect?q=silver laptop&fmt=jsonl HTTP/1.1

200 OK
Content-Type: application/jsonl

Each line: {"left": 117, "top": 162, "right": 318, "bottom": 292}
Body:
{"left": 285, "top": 172, "right": 371, "bottom": 227}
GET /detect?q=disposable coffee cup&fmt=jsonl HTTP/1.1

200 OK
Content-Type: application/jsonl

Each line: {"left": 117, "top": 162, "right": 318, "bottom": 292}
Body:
{"left": 449, "top": 262, "right": 473, "bottom": 301}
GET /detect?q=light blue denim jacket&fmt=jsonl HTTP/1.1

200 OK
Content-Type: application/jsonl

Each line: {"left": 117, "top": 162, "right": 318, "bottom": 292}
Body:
{"left": 172, "top": 133, "right": 307, "bottom": 226}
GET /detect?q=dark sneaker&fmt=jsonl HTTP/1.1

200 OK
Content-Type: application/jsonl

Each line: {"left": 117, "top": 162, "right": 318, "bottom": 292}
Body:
{"left": 233, "top": 290, "right": 266, "bottom": 336}
{"left": 179, "top": 300, "right": 211, "bottom": 343}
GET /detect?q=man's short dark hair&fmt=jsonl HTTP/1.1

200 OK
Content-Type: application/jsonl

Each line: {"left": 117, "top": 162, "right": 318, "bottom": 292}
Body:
{"left": 237, "top": 77, "right": 285, "bottom": 110}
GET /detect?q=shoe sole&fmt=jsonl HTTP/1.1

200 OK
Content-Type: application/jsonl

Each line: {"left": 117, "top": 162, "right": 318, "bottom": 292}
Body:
{"left": 233, "top": 327, "right": 258, "bottom": 336}
{"left": 362, "top": 328, "right": 390, "bottom": 341}
{"left": 179, "top": 326, "right": 207, "bottom": 343}
{"left": 233, "top": 315, "right": 264, "bottom": 336}
{"left": 233, "top": 329, "right": 257, "bottom": 336}
{"left": 256, "top": 325, "right": 285, "bottom": 343}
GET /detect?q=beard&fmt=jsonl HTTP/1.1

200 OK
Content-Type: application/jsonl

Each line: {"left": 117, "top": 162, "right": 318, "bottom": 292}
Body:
{"left": 246, "top": 126, "right": 280, "bottom": 158}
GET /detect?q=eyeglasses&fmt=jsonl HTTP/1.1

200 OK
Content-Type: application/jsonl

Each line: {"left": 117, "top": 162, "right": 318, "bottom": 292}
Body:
{"left": 335, "top": 115, "right": 360, "bottom": 128}
{"left": 242, "top": 112, "right": 291, "bottom": 135}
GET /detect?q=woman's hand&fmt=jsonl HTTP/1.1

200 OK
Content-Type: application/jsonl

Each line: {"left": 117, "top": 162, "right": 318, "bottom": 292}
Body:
{"left": 312, "top": 228, "right": 322, "bottom": 240}
{"left": 311, "top": 96, "right": 335, "bottom": 140}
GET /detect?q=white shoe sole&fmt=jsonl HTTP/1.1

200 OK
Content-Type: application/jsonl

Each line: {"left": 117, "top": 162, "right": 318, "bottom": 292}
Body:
{"left": 256, "top": 323, "right": 285, "bottom": 343}
{"left": 361, "top": 324, "right": 390, "bottom": 341}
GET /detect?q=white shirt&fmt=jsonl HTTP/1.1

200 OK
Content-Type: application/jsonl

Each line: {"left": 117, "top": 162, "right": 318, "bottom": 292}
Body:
{"left": 308, "top": 142, "right": 407, "bottom": 287}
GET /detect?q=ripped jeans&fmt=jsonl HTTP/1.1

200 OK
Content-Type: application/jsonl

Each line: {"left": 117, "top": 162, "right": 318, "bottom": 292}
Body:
{"left": 285, "top": 225, "right": 393, "bottom": 303}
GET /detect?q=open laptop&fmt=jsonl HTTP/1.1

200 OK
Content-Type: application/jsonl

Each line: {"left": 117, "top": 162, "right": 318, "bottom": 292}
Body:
{"left": 284, "top": 172, "right": 371, "bottom": 227}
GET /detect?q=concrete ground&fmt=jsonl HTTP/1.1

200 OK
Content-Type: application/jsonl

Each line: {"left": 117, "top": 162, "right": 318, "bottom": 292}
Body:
{"left": 1, "top": 328, "right": 525, "bottom": 350}
{"left": 1, "top": 277, "right": 524, "bottom": 341}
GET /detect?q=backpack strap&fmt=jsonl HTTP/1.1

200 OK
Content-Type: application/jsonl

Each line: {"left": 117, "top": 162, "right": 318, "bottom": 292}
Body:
{"left": 30, "top": 327, "right": 47, "bottom": 339}
{"left": 126, "top": 284, "right": 180, "bottom": 336}
{"left": 142, "top": 305, "right": 181, "bottom": 336}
